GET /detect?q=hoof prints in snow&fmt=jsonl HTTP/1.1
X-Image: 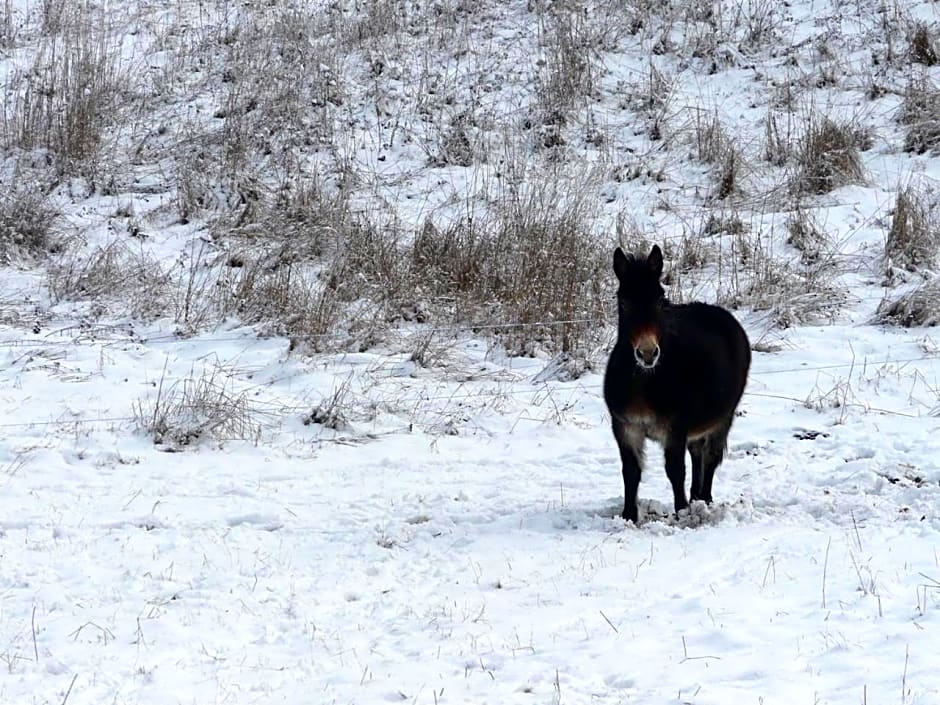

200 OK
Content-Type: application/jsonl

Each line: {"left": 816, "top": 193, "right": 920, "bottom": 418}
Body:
{"left": 639, "top": 498, "right": 747, "bottom": 530}
{"left": 793, "top": 429, "right": 831, "bottom": 440}
{"left": 878, "top": 469, "right": 940, "bottom": 489}
{"left": 225, "top": 513, "right": 284, "bottom": 531}
{"left": 405, "top": 513, "right": 432, "bottom": 524}
{"left": 104, "top": 514, "right": 169, "bottom": 531}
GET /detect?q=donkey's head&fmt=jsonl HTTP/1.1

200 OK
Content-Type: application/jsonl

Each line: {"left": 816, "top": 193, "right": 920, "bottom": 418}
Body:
{"left": 613, "top": 244, "right": 666, "bottom": 370}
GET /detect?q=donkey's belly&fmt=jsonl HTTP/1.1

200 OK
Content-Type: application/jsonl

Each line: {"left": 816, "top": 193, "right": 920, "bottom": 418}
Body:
{"left": 687, "top": 420, "right": 724, "bottom": 441}
{"left": 624, "top": 413, "right": 669, "bottom": 445}
{"left": 621, "top": 398, "right": 724, "bottom": 444}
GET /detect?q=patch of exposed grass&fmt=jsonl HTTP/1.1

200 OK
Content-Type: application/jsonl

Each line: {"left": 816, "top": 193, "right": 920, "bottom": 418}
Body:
{"left": 134, "top": 362, "right": 262, "bottom": 449}
{"left": 0, "top": 4, "right": 125, "bottom": 179}
{"left": 875, "top": 279, "right": 940, "bottom": 328}
{"left": 899, "top": 76, "right": 940, "bottom": 155}
{"left": 790, "top": 116, "right": 865, "bottom": 195}
{"left": 786, "top": 205, "right": 829, "bottom": 264}
{"left": 46, "top": 240, "right": 170, "bottom": 320}
{"left": 0, "top": 182, "right": 60, "bottom": 262}
{"left": 411, "top": 178, "right": 611, "bottom": 355}
{"left": 909, "top": 22, "right": 938, "bottom": 66}
{"left": 885, "top": 184, "right": 940, "bottom": 274}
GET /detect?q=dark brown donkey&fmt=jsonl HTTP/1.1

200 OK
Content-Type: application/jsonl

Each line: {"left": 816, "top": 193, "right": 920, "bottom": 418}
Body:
{"left": 603, "top": 244, "right": 751, "bottom": 524}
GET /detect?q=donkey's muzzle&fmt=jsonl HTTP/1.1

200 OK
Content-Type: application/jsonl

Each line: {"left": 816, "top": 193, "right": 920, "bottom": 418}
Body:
{"left": 633, "top": 335, "right": 660, "bottom": 369}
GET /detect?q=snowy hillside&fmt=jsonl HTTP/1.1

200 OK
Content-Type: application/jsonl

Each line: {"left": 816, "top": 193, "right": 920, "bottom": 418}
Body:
{"left": 1, "top": 0, "right": 940, "bottom": 703}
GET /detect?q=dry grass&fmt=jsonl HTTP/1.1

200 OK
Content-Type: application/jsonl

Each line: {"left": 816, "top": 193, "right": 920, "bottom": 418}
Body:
{"left": 763, "top": 111, "right": 793, "bottom": 167}
{"left": 533, "top": 5, "right": 600, "bottom": 130}
{"left": 724, "top": 235, "right": 846, "bottom": 328}
{"left": 168, "top": 4, "right": 345, "bottom": 226}
{"left": 875, "top": 279, "right": 940, "bottom": 328}
{"left": 618, "top": 62, "right": 674, "bottom": 142}
{"left": 162, "top": 239, "right": 354, "bottom": 349}
{"left": 427, "top": 112, "right": 476, "bottom": 168}
{"left": 0, "top": 3, "right": 125, "bottom": 179}
{"left": 664, "top": 231, "right": 719, "bottom": 275}
{"left": 884, "top": 184, "right": 940, "bottom": 274}
{"left": 46, "top": 240, "right": 170, "bottom": 320}
{"left": 411, "top": 176, "right": 612, "bottom": 355}
{"left": 187, "top": 158, "right": 616, "bottom": 358}
{"left": 213, "top": 6, "right": 343, "bottom": 168}
{"left": 0, "top": 182, "right": 60, "bottom": 262}
{"left": 909, "top": 22, "right": 938, "bottom": 66}
{"left": 791, "top": 116, "right": 865, "bottom": 195}
{"left": 899, "top": 76, "right": 940, "bottom": 155}
{"left": 0, "top": 0, "right": 14, "bottom": 49}
{"left": 695, "top": 110, "right": 731, "bottom": 164}
{"left": 786, "top": 205, "right": 829, "bottom": 264}
{"left": 695, "top": 110, "right": 740, "bottom": 199}
{"left": 0, "top": 0, "right": 909, "bottom": 366}
{"left": 216, "top": 246, "right": 383, "bottom": 353}
{"left": 134, "top": 362, "right": 262, "bottom": 448}
{"left": 40, "top": 0, "right": 70, "bottom": 35}
{"left": 166, "top": 204, "right": 410, "bottom": 351}
{"left": 305, "top": 375, "right": 354, "bottom": 432}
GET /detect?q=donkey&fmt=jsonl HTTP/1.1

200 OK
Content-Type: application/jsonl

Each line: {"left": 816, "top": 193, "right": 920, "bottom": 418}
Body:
{"left": 603, "top": 244, "right": 751, "bottom": 524}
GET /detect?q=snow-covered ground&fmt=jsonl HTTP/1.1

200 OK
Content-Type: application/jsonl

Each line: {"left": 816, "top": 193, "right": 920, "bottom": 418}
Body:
{"left": 2, "top": 0, "right": 940, "bottom": 703}
{"left": 3, "top": 320, "right": 940, "bottom": 704}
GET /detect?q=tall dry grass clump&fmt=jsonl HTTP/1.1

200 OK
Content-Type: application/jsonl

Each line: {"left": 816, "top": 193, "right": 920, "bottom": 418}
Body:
{"left": 134, "top": 362, "right": 262, "bottom": 449}
{"left": 791, "top": 116, "right": 865, "bottom": 195}
{"left": 694, "top": 110, "right": 740, "bottom": 200}
{"left": 204, "top": 162, "right": 617, "bottom": 357}
{"left": 875, "top": 279, "right": 940, "bottom": 328}
{"left": 172, "top": 4, "right": 344, "bottom": 227}
{"left": 0, "top": 3, "right": 125, "bottom": 179}
{"left": 46, "top": 240, "right": 170, "bottom": 320}
{"left": 899, "top": 76, "right": 940, "bottom": 155}
{"left": 785, "top": 205, "right": 829, "bottom": 264}
{"left": 532, "top": 4, "right": 600, "bottom": 145}
{"left": 412, "top": 176, "right": 611, "bottom": 355}
{"left": 884, "top": 183, "right": 940, "bottom": 274}
{"left": 909, "top": 22, "right": 939, "bottom": 66}
{"left": 722, "top": 234, "right": 846, "bottom": 329}
{"left": 0, "top": 182, "right": 60, "bottom": 262}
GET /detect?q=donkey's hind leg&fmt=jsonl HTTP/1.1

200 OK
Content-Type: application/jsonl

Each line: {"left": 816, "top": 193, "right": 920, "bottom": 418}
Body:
{"left": 688, "top": 438, "right": 706, "bottom": 502}
{"left": 699, "top": 421, "right": 732, "bottom": 504}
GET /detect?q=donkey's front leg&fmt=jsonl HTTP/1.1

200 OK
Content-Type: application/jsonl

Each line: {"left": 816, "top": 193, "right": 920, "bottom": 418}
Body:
{"left": 611, "top": 418, "right": 644, "bottom": 524}
{"left": 664, "top": 431, "right": 690, "bottom": 516}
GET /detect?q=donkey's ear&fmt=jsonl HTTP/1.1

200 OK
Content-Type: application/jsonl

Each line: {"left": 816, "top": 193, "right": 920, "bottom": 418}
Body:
{"left": 613, "top": 247, "right": 629, "bottom": 281}
{"left": 647, "top": 244, "right": 664, "bottom": 279}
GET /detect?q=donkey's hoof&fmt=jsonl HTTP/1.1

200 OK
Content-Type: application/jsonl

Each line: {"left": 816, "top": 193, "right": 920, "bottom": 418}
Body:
{"left": 621, "top": 508, "right": 639, "bottom": 525}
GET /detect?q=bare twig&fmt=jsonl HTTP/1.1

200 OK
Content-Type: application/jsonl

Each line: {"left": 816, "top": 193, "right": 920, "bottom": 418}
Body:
{"left": 31, "top": 605, "right": 38, "bottom": 661}
{"left": 680, "top": 635, "right": 722, "bottom": 663}
{"left": 901, "top": 644, "right": 909, "bottom": 704}
{"left": 61, "top": 674, "right": 78, "bottom": 705}
{"left": 599, "top": 610, "right": 619, "bottom": 634}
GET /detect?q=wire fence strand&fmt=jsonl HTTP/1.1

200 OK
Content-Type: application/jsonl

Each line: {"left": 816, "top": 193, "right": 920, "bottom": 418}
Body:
{"left": 3, "top": 318, "right": 940, "bottom": 431}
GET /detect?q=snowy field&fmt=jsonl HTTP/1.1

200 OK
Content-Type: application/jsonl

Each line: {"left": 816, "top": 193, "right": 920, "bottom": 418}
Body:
{"left": 1, "top": 1, "right": 940, "bottom": 704}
